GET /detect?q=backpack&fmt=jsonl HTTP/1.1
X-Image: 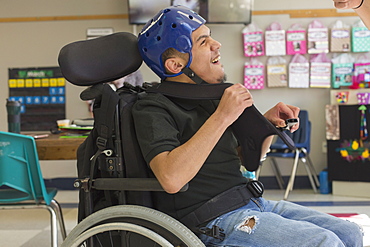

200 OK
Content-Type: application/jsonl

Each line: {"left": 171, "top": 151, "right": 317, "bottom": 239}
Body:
{"left": 76, "top": 82, "right": 155, "bottom": 222}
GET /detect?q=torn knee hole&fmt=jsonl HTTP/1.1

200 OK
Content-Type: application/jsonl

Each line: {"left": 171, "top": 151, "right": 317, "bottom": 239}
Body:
{"left": 237, "top": 216, "right": 258, "bottom": 234}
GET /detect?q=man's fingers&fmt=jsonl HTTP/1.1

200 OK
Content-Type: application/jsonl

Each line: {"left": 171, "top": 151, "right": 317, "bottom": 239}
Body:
{"left": 333, "top": 0, "right": 362, "bottom": 9}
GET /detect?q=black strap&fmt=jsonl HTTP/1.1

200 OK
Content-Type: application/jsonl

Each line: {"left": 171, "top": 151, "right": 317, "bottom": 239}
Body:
{"left": 180, "top": 181, "right": 263, "bottom": 230}
{"left": 232, "top": 105, "right": 295, "bottom": 171}
{"left": 181, "top": 67, "right": 206, "bottom": 84}
{"left": 148, "top": 81, "right": 296, "bottom": 171}
{"left": 81, "top": 84, "right": 120, "bottom": 150}
{"left": 147, "top": 80, "right": 228, "bottom": 99}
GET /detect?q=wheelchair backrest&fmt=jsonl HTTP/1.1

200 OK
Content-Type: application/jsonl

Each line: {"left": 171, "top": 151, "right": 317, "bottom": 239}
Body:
{"left": 59, "top": 33, "right": 155, "bottom": 221}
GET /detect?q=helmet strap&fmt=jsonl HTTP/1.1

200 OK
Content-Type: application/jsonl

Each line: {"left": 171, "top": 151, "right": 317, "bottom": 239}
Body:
{"left": 181, "top": 67, "right": 206, "bottom": 84}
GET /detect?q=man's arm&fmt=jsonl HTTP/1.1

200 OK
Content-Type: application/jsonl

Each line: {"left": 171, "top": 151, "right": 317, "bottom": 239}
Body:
{"left": 333, "top": 0, "right": 370, "bottom": 28}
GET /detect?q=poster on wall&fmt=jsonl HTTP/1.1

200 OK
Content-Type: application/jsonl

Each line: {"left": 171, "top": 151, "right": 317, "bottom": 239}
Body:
{"left": 8, "top": 67, "right": 66, "bottom": 131}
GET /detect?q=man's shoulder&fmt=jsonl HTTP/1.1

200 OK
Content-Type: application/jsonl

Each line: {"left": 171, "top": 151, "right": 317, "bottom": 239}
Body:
{"left": 137, "top": 91, "right": 173, "bottom": 103}
{"left": 133, "top": 92, "right": 174, "bottom": 110}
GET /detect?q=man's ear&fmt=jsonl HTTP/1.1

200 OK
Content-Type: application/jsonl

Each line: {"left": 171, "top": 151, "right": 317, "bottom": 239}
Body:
{"left": 164, "top": 57, "right": 184, "bottom": 74}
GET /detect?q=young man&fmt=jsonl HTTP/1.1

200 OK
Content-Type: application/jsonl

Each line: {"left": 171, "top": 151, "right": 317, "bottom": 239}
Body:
{"left": 132, "top": 6, "right": 363, "bottom": 246}
{"left": 332, "top": 0, "right": 370, "bottom": 28}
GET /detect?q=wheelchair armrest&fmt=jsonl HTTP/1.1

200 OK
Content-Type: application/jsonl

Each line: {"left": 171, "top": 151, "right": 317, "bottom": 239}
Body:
{"left": 92, "top": 178, "right": 188, "bottom": 192}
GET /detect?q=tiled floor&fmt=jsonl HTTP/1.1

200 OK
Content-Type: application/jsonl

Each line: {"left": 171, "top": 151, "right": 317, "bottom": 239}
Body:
{"left": 0, "top": 189, "right": 369, "bottom": 247}
{"left": 0, "top": 190, "right": 78, "bottom": 247}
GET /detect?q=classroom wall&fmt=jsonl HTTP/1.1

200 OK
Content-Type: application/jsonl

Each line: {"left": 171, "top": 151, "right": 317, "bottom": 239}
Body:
{"left": 0, "top": 0, "right": 363, "bottom": 179}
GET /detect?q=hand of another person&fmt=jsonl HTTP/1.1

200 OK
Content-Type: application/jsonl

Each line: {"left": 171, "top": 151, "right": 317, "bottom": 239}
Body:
{"left": 216, "top": 83, "right": 254, "bottom": 126}
{"left": 332, "top": 0, "right": 363, "bottom": 9}
{"left": 264, "top": 102, "right": 300, "bottom": 132}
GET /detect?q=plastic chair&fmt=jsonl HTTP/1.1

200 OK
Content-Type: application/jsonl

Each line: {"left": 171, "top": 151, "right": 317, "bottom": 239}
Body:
{"left": 0, "top": 131, "right": 66, "bottom": 246}
{"left": 256, "top": 110, "right": 320, "bottom": 200}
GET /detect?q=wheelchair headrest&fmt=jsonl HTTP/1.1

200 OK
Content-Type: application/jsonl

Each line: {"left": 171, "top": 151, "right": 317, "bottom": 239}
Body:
{"left": 58, "top": 32, "right": 143, "bottom": 86}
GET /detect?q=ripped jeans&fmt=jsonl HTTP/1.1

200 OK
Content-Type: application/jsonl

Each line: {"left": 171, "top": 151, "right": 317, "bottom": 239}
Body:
{"left": 199, "top": 197, "right": 363, "bottom": 247}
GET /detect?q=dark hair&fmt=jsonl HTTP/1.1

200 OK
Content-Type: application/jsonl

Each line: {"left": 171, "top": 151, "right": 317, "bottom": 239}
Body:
{"left": 161, "top": 48, "right": 190, "bottom": 75}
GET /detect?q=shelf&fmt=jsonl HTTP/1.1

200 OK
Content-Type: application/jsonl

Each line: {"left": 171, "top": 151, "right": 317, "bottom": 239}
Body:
{"left": 0, "top": 9, "right": 358, "bottom": 23}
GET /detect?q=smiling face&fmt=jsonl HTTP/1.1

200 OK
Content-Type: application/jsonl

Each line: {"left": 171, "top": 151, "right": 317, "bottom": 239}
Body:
{"left": 189, "top": 25, "right": 225, "bottom": 84}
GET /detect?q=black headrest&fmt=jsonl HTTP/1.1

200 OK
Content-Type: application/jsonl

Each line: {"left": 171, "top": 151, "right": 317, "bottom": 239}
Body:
{"left": 58, "top": 32, "right": 143, "bottom": 86}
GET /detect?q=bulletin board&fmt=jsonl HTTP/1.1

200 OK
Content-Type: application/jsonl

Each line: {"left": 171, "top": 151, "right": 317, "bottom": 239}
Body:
{"left": 327, "top": 105, "right": 370, "bottom": 182}
{"left": 8, "top": 67, "right": 66, "bottom": 131}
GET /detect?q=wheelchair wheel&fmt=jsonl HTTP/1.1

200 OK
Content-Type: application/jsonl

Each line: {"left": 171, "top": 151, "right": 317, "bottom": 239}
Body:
{"left": 68, "top": 222, "right": 173, "bottom": 247}
{"left": 61, "top": 205, "right": 205, "bottom": 247}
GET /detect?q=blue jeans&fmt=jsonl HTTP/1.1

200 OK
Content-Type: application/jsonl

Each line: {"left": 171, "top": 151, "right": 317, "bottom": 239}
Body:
{"left": 199, "top": 198, "right": 363, "bottom": 247}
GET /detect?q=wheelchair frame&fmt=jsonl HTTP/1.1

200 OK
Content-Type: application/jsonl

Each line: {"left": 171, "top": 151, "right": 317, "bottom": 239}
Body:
{"left": 63, "top": 82, "right": 200, "bottom": 247}
{"left": 58, "top": 32, "right": 295, "bottom": 247}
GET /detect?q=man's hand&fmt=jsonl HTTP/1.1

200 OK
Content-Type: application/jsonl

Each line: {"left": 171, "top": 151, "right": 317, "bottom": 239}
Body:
{"left": 333, "top": 0, "right": 363, "bottom": 9}
{"left": 264, "top": 102, "right": 300, "bottom": 132}
{"left": 215, "top": 83, "right": 254, "bottom": 126}
{"left": 333, "top": 0, "right": 370, "bottom": 29}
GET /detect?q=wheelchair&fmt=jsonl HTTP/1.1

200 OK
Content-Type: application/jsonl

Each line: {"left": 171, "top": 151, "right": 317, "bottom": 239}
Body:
{"left": 58, "top": 32, "right": 295, "bottom": 247}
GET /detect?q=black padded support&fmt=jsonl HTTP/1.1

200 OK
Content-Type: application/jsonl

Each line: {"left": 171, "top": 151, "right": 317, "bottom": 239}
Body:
{"left": 147, "top": 80, "right": 229, "bottom": 99}
{"left": 232, "top": 106, "right": 295, "bottom": 171}
{"left": 150, "top": 81, "right": 296, "bottom": 171}
{"left": 58, "top": 32, "right": 143, "bottom": 86}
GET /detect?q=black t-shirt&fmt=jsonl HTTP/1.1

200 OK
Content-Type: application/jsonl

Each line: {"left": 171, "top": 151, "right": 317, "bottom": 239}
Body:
{"left": 132, "top": 92, "right": 247, "bottom": 219}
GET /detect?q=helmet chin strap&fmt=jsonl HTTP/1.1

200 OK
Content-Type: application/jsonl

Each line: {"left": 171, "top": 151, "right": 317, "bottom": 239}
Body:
{"left": 181, "top": 67, "right": 207, "bottom": 84}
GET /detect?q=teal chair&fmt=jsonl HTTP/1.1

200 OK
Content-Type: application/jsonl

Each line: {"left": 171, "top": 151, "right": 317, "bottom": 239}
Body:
{"left": 0, "top": 131, "right": 66, "bottom": 246}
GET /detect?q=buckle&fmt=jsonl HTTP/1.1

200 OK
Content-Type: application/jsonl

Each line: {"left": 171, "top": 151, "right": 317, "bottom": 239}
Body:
{"left": 96, "top": 137, "right": 107, "bottom": 149}
{"left": 199, "top": 225, "right": 225, "bottom": 240}
{"left": 247, "top": 180, "right": 264, "bottom": 198}
{"left": 74, "top": 177, "right": 91, "bottom": 192}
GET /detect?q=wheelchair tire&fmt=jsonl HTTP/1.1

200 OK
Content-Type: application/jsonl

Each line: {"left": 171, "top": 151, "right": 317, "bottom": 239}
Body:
{"left": 68, "top": 222, "right": 173, "bottom": 247}
{"left": 61, "top": 205, "right": 205, "bottom": 247}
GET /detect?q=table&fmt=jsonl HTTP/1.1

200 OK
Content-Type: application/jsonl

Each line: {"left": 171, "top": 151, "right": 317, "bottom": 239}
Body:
{"left": 34, "top": 134, "right": 86, "bottom": 160}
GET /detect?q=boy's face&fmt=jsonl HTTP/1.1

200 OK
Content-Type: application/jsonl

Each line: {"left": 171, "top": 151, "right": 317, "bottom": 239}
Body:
{"left": 189, "top": 25, "right": 225, "bottom": 84}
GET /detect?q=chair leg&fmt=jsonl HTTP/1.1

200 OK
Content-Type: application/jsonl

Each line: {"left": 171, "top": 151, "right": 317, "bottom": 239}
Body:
{"left": 45, "top": 205, "right": 58, "bottom": 247}
{"left": 301, "top": 148, "right": 320, "bottom": 187}
{"left": 302, "top": 158, "right": 318, "bottom": 194}
{"left": 0, "top": 203, "right": 65, "bottom": 247}
{"left": 256, "top": 160, "right": 285, "bottom": 190}
{"left": 269, "top": 158, "right": 285, "bottom": 190}
{"left": 50, "top": 199, "right": 67, "bottom": 240}
{"left": 284, "top": 149, "right": 300, "bottom": 200}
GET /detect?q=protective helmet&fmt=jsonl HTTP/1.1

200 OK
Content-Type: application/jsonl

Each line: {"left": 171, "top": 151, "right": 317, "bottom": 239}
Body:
{"left": 138, "top": 5, "right": 206, "bottom": 79}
